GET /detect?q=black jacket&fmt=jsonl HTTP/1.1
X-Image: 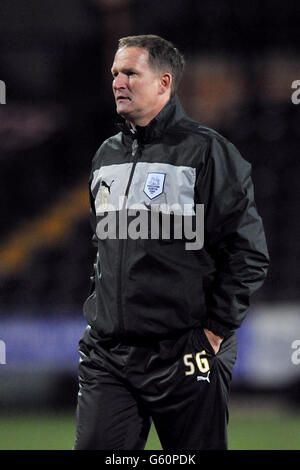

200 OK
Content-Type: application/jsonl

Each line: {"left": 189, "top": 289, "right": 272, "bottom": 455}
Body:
{"left": 83, "top": 94, "right": 269, "bottom": 341}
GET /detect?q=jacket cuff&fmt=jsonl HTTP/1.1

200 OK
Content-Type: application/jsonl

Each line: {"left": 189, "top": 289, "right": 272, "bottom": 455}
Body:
{"left": 201, "top": 317, "right": 234, "bottom": 339}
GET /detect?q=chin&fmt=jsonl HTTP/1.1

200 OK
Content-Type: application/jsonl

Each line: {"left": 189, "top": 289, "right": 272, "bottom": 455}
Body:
{"left": 117, "top": 104, "right": 127, "bottom": 114}
{"left": 117, "top": 110, "right": 128, "bottom": 119}
{"left": 117, "top": 108, "right": 133, "bottom": 120}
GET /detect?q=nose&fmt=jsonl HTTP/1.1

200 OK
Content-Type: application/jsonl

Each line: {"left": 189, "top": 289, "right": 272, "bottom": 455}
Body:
{"left": 113, "top": 73, "right": 127, "bottom": 91}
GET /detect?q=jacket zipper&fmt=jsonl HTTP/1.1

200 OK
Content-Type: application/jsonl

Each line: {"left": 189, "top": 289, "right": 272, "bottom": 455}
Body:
{"left": 116, "top": 136, "right": 140, "bottom": 338}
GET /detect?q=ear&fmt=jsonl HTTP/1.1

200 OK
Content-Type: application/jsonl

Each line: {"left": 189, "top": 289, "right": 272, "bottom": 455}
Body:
{"left": 158, "top": 73, "right": 172, "bottom": 95}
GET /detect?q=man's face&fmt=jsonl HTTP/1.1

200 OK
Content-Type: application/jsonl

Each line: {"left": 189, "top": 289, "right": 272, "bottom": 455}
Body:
{"left": 111, "top": 47, "right": 164, "bottom": 128}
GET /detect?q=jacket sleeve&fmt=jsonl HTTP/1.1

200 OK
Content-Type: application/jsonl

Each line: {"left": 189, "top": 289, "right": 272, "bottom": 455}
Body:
{"left": 86, "top": 179, "right": 98, "bottom": 295}
{"left": 196, "top": 136, "right": 270, "bottom": 338}
{"left": 85, "top": 134, "right": 104, "bottom": 298}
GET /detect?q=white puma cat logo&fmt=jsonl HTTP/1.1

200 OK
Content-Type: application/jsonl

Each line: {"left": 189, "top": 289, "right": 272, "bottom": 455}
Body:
{"left": 197, "top": 371, "right": 210, "bottom": 383}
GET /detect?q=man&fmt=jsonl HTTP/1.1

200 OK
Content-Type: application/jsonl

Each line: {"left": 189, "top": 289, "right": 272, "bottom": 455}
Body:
{"left": 73, "top": 35, "right": 269, "bottom": 450}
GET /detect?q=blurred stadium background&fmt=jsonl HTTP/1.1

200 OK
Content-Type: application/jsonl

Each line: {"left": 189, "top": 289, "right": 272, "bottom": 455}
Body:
{"left": 0, "top": 0, "right": 300, "bottom": 450}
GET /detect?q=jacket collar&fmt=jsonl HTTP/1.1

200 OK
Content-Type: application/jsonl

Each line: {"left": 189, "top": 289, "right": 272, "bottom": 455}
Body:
{"left": 115, "top": 94, "right": 186, "bottom": 143}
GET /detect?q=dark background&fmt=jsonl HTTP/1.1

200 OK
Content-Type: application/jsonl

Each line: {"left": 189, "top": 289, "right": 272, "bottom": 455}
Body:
{"left": 0, "top": 0, "right": 300, "bottom": 416}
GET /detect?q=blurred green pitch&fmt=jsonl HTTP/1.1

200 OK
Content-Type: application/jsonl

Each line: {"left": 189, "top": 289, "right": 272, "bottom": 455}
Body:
{"left": 0, "top": 408, "right": 299, "bottom": 450}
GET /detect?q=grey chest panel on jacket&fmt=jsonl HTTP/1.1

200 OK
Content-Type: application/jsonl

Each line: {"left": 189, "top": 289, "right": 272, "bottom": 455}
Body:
{"left": 91, "top": 161, "right": 196, "bottom": 216}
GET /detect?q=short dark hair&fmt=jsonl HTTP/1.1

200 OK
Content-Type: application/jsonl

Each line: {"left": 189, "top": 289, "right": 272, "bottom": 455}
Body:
{"left": 117, "top": 34, "right": 185, "bottom": 95}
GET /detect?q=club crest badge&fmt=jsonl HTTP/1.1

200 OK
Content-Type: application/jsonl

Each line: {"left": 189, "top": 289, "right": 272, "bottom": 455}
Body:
{"left": 143, "top": 172, "right": 166, "bottom": 200}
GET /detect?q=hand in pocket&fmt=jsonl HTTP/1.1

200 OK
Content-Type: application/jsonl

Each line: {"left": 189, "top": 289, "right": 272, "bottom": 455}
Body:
{"left": 203, "top": 328, "right": 223, "bottom": 354}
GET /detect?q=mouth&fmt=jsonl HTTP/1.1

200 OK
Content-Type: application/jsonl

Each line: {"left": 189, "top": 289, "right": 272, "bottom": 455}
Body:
{"left": 116, "top": 96, "right": 131, "bottom": 102}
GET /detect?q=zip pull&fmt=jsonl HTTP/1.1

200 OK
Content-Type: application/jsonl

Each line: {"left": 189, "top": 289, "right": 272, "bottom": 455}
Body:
{"left": 131, "top": 138, "right": 138, "bottom": 157}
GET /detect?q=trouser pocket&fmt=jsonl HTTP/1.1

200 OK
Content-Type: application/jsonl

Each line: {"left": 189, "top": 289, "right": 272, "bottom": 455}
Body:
{"left": 192, "top": 327, "right": 216, "bottom": 356}
{"left": 191, "top": 327, "right": 238, "bottom": 382}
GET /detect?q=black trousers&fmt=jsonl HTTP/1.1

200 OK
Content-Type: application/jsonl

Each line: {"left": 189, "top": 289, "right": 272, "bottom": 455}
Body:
{"left": 73, "top": 326, "right": 237, "bottom": 450}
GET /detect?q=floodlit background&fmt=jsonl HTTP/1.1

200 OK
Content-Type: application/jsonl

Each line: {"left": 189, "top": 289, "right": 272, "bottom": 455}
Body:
{"left": 0, "top": 0, "right": 300, "bottom": 450}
